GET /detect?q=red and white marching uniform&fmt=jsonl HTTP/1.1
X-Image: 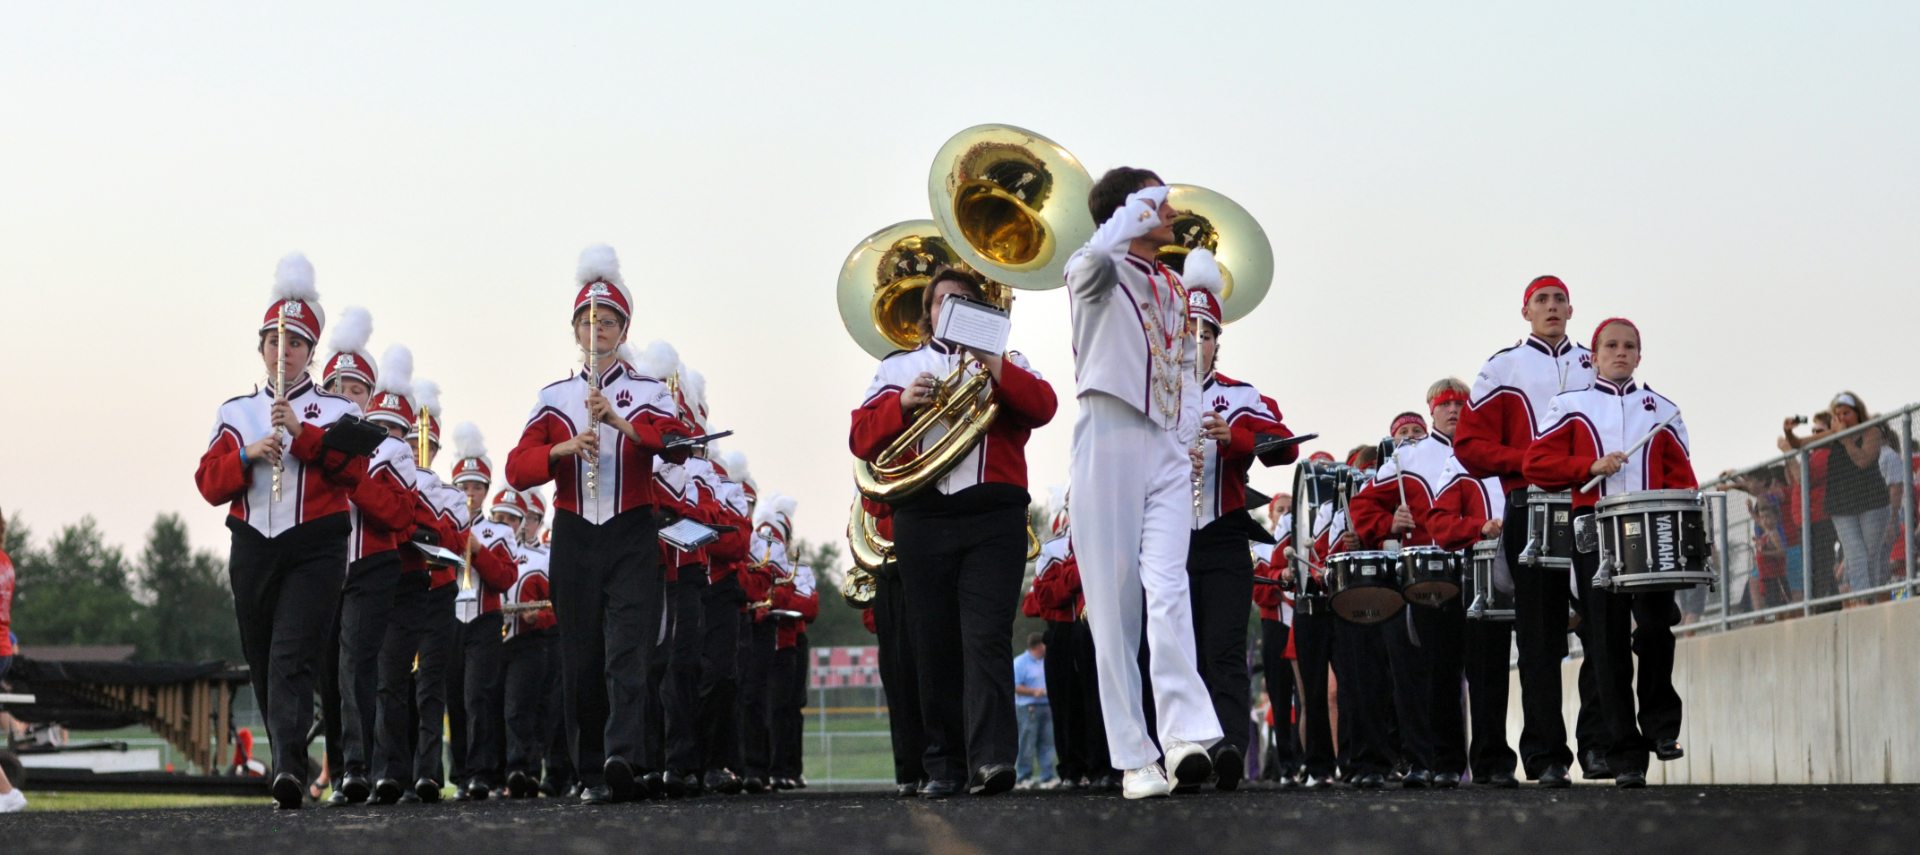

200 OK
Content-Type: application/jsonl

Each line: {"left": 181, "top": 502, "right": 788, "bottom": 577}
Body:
{"left": 1455, "top": 335, "right": 1596, "bottom": 491}
{"left": 1026, "top": 535, "right": 1081, "bottom": 623}
{"left": 1524, "top": 377, "right": 1696, "bottom": 506}
{"left": 506, "top": 361, "right": 688, "bottom": 521}
{"left": 1428, "top": 464, "right": 1508, "bottom": 552}
{"left": 1195, "top": 373, "right": 1295, "bottom": 527}
{"left": 505, "top": 540, "right": 554, "bottom": 638}
{"left": 1349, "top": 433, "right": 1456, "bottom": 549}
{"left": 460, "top": 517, "right": 523, "bottom": 621}
{"left": 850, "top": 341, "right": 1054, "bottom": 495}
{"left": 197, "top": 375, "right": 367, "bottom": 534}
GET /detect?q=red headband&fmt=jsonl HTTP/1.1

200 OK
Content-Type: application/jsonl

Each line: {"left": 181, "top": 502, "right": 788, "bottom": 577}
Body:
{"left": 1523, "top": 275, "right": 1568, "bottom": 306}
{"left": 1390, "top": 412, "right": 1427, "bottom": 435}
{"left": 1428, "top": 387, "right": 1469, "bottom": 411}
{"left": 1590, "top": 317, "right": 1639, "bottom": 352}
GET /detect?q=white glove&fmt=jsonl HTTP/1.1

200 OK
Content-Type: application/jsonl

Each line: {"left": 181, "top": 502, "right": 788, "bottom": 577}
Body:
{"left": 1182, "top": 247, "right": 1224, "bottom": 295}
{"left": 1087, "top": 185, "right": 1170, "bottom": 255}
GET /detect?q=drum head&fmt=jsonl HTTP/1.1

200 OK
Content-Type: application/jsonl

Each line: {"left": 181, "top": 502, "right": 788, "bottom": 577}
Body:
{"left": 1332, "top": 587, "right": 1404, "bottom": 624}
{"left": 1403, "top": 580, "right": 1461, "bottom": 606}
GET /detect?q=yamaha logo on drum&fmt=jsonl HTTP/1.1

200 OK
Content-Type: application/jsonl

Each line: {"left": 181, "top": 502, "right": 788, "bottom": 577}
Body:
{"left": 1654, "top": 512, "right": 1677, "bottom": 571}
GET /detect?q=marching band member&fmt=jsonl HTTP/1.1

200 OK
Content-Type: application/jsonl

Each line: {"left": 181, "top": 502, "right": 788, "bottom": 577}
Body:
{"left": 1025, "top": 490, "right": 1084, "bottom": 789}
{"left": 849, "top": 264, "right": 1058, "bottom": 797}
{"left": 372, "top": 378, "right": 466, "bottom": 804}
{"left": 1329, "top": 446, "right": 1396, "bottom": 788}
{"left": 195, "top": 254, "right": 368, "bottom": 809}
{"left": 1250, "top": 494, "right": 1299, "bottom": 786}
{"left": 317, "top": 312, "right": 419, "bottom": 806}
{"left": 741, "top": 495, "right": 795, "bottom": 792}
{"left": 1030, "top": 498, "right": 1119, "bottom": 791}
{"left": 518, "top": 489, "right": 576, "bottom": 798}
{"left": 1064, "top": 168, "right": 1223, "bottom": 798}
{"left": 448, "top": 424, "right": 522, "bottom": 800}
{"left": 1184, "top": 286, "right": 1296, "bottom": 791}
{"left": 773, "top": 561, "right": 819, "bottom": 790}
{"left": 495, "top": 489, "right": 557, "bottom": 798}
{"left": 696, "top": 443, "right": 754, "bottom": 794}
{"left": 1289, "top": 451, "right": 1340, "bottom": 788}
{"left": 641, "top": 348, "right": 708, "bottom": 797}
{"left": 1525, "top": 318, "right": 1694, "bottom": 788}
{"left": 504, "top": 245, "right": 691, "bottom": 804}
{"left": 1430, "top": 438, "right": 1522, "bottom": 788}
{"left": 865, "top": 497, "right": 927, "bottom": 796}
{"left": 1452, "top": 276, "right": 1595, "bottom": 787}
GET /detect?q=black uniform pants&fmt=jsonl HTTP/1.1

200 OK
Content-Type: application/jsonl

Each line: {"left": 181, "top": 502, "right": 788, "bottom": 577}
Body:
{"left": 541, "top": 636, "right": 575, "bottom": 790}
{"left": 873, "top": 572, "right": 927, "bottom": 785}
{"left": 741, "top": 617, "right": 776, "bottom": 779}
{"left": 1042, "top": 619, "right": 1084, "bottom": 782}
{"left": 1332, "top": 618, "right": 1395, "bottom": 777}
{"left": 892, "top": 503, "right": 1028, "bottom": 785}
{"left": 226, "top": 514, "right": 348, "bottom": 784}
{"left": 1505, "top": 488, "right": 1575, "bottom": 776}
{"left": 772, "top": 633, "right": 809, "bottom": 780}
{"left": 1186, "top": 528, "right": 1255, "bottom": 764}
{"left": 1259, "top": 618, "right": 1299, "bottom": 775}
{"left": 376, "top": 572, "right": 456, "bottom": 785}
{"left": 446, "top": 613, "right": 469, "bottom": 787}
{"left": 1291, "top": 605, "right": 1338, "bottom": 779}
{"left": 1382, "top": 609, "right": 1434, "bottom": 773}
{"left": 1572, "top": 533, "right": 1682, "bottom": 774}
{"left": 1412, "top": 601, "right": 1468, "bottom": 775}
{"left": 655, "top": 571, "right": 706, "bottom": 774}
{"left": 455, "top": 611, "right": 506, "bottom": 789}
{"left": 503, "top": 627, "right": 554, "bottom": 780}
{"left": 550, "top": 507, "right": 664, "bottom": 787}
{"left": 696, "top": 573, "right": 747, "bottom": 775}
{"left": 1071, "top": 618, "right": 1115, "bottom": 779}
{"left": 329, "top": 550, "right": 399, "bottom": 782}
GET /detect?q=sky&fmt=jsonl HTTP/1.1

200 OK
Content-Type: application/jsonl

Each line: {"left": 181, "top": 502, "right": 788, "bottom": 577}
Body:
{"left": 2, "top": 1, "right": 1918, "bottom": 563}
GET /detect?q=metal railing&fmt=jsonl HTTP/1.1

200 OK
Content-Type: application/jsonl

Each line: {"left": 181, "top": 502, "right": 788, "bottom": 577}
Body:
{"left": 1687, "top": 402, "right": 1917, "bottom": 632}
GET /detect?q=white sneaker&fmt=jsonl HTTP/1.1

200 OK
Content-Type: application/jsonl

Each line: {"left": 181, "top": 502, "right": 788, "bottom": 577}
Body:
{"left": 1162, "top": 738, "right": 1214, "bottom": 791}
{"left": 1122, "top": 763, "right": 1171, "bottom": 799}
{"left": 0, "top": 789, "right": 27, "bottom": 813}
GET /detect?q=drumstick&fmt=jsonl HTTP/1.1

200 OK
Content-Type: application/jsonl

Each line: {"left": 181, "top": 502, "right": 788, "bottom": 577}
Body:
{"left": 1580, "top": 409, "right": 1682, "bottom": 493}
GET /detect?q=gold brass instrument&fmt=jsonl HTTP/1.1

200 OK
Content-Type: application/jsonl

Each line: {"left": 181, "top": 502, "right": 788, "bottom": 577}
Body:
{"left": 1153, "top": 185, "right": 1275, "bottom": 324}
{"left": 840, "top": 567, "right": 877, "bottom": 609}
{"left": 847, "top": 497, "right": 895, "bottom": 574}
{"left": 501, "top": 599, "right": 553, "bottom": 616}
{"left": 928, "top": 124, "right": 1094, "bottom": 291}
{"left": 1027, "top": 525, "right": 1040, "bottom": 561}
{"left": 853, "top": 360, "right": 999, "bottom": 503}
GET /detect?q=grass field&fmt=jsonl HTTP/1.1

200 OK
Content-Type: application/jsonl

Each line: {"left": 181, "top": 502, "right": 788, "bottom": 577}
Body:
{"left": 23, "top": 792, "right": 261, "bottom": 812}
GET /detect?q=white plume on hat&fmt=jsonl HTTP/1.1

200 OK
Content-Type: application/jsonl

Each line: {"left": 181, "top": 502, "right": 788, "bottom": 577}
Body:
{"left": 576, "top": 243, "right": 624, "bottom": 291}
{"left": 631, "top": 340, "right": 680, "bottom": 381}
{"left": 722, "top": 450, "right": 755, "bottom": 493}
{"left": 328, "top": 306, "right": 373, "bottom": 354}
{"left": 1046, "top": 485, "right": 1071, "bottom": 538}
{"left": 679, "top": 365, "right": 708, "bottom": 430}
{"left": 375, "top": 344, "right": 414, "bottom": 397}
{"left": 452, "top": 421, "right": 486, "bottom": 461}
{"left": 1182, "top": 248, "right": 1224, "bottom": 296}
{"left": 272, "top": 253, "right": 319, "bottom": 302}
{"left": 753, "top": 493, "right": 796, "bottom": 537}
{"left": 413, "top": 379, "right": 442, "bottom": 420}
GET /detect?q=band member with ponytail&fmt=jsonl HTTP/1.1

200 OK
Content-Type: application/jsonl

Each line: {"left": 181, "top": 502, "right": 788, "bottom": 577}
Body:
{"left": 317, "top": 312, "right": 419, "bottom": 806}
{"left": 850, "top": 265, "right": 1058, "bottom": 797}
{"left": 505, "top": 246, "right": 691, "bottom": 804}
{"left": 448, "top": 424, "right": 523, "bottom": 800}
{"left": 1183, "top": 286, "right": 1296, "bottom": 790}
{"left": 1452, "top": 275, "right": 1595, "bottom": 788}
{"left": 1064, "top": 168, "right": 1223, "bottom": 799}
{"left": 195, "top": 254, "right": 367, "bottom": 809}
{"left": 1525, "top": 318, "right": 1694, "bottom": 788}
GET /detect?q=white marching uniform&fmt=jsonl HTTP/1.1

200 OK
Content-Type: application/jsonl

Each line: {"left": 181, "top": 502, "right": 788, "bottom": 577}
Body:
{"left": 1065, "top": 230, "right": 1221, "bottom": 770}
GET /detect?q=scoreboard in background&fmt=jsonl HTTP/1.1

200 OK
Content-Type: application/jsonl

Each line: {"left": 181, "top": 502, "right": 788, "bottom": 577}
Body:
{"left": 809, "top": 646, "right": 881, "bottom": 689}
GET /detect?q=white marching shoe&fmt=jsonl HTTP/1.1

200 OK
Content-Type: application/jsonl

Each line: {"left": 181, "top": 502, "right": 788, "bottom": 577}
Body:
{"left": 1121, "top": 763, "right": 1171, "bottom": 799}
{"left": 1162, "top": 738, "right": 1214, "bottom": 791}
{"left": 0, "top": 788, "right": 27, "bottom": 813}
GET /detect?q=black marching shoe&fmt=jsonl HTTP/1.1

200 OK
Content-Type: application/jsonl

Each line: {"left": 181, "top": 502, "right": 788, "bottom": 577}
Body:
{"left": 1615, "top": 769, "right": 1648, "bottom": 789}
{"left": 1431, "top": 771, "right": 1461, "bottom": 789}
{"left": 772, "top": 777, "right": 796, "bottom": 791}
{"left": 326, "top": 790, "right": 351, "bottom": 807}
{"left": 1402, "top": 769, "right": 1433, "bottom": 789}
{"left": 415, "top": 778, "right": 444, "bottom": 803}
{"left": 1537, "top": 765, "right": 1572, "bottom": 788}
{"left": 1655, "top": 740, "right": 1685, "bottom": 762}
{"left": 742, "top": 776, "right": 769, "bottom": 794}
{"left": 271, "top": 773, "right": 305, "bottom": 809}
{"left": 668, "top": 771, "right": 702, "bottom": 798}
{"left": 506, "top": 771, "right": 536, "bottom": 799}
{"left": 1092, "top": 773, "right": 1122, "bottom": 792}
{"left": 1488, "top": 772, "right": 1519, "bottom": 789}
{"left": 398, "top": 789, "right": 422, "bottom": 805}
{"left": 452, "top": 786, "right": 471, "bottom": 801}
{"left": 893, "top": 781, "right": 920, "bottom": 797}
{"left": 371, "top": 778, "right": 405, "bottom": 805}
{"left": 705, "top": 768, "right": 744, "bottom": 795}
{"left": 340, "top": 776, "right": 372, "bottom": 804}
{"left": 603, "top": 757, "right": 638, "bottom": 803}
{"left": 920, "top": 780, "right": 960, "bottom": 799}
{"left": 1581, "top": 749, "right": 1616, "bottom": 780}
{"left": 1213, "top": 745, "right": 1244, "bottom": 792}
{"left": 1354, "top": 773, "right": 1385, "bottom": 789}
{"left": 968, "top": 764, "right": 1016, "bottom": 795}
{"left": 581, "top": 784, "right": 616, "bottom": 805}
{"left": 466, "top": 782, "right": 491, "bottom": 801}
{"left": 565, "top": 782, "right": 585, "bottom": 800}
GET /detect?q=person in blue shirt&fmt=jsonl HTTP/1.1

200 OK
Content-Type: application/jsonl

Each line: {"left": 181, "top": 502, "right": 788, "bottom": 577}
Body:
{"left": 1013, "top": 633, "right": 1056, "bottom": 786}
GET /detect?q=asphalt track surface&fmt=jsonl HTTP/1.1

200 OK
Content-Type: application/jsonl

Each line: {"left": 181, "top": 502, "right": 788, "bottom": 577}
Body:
{"left": 8, "top": 783, "right": 1918, "bottom": 854}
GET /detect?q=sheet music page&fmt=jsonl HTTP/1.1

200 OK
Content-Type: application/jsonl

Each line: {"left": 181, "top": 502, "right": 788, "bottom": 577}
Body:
{"left": 934, "top": 296, "right": 1011, "bottom": 354}
{"left": 659, "top": 518, "right": 719, "bottom": 550}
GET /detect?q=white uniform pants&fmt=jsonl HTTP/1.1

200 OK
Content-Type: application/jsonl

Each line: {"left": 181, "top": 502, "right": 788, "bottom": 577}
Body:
{"left": 1069, "top": 392, "right": 1223, "bottom": 770}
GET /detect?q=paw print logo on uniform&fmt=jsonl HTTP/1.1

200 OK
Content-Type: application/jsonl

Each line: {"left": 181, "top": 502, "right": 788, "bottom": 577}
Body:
{"left": 615, "top": 389, "right": 633, "bottom": 409}
{"left": 304, "top": 403, "right": 321, "bottom": 419}
{"left": 1643, "top": 396, "right": 1657, "bottom": 412}
{"left": 1211, "top": 396, "right": 1228, "bottom": 412}
{"left": 1579, "top": 355, "right": 1593, "bottom": 370}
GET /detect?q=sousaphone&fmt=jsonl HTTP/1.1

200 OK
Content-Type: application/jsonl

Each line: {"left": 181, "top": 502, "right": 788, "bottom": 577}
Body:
{"left": 928, "top": 124, "right": 1095, "bottom": 291}
{"left": 1153, "top": 185, "right": 1275, "bottom": 324}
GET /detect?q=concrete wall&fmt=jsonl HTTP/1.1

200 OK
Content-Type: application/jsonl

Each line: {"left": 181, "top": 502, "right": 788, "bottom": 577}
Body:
{"left": 1503, "top": 595, "right": 1920, "bottom": 784}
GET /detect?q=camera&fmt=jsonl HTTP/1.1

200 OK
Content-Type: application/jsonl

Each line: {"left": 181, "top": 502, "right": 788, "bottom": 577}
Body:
{"left": 1790, "top": 415, "right": 1809, "bottom": 426}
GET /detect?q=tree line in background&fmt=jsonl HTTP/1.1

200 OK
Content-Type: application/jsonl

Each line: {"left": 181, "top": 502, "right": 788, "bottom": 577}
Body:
{"left": 4, "top": 513, "right": 242, "bottom": 664}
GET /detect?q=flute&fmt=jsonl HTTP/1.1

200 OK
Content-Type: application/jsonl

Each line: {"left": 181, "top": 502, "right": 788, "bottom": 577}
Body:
{"left": 584, "top": 300, "right": 600, "bottom": 501}
{"left": 271, "top": 304, "right": 287, "bottom": 505}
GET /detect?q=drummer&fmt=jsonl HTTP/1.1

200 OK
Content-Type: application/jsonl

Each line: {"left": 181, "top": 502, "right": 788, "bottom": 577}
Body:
{"left": 1524, "top": 318, "right": 1694, "bottom": 788}
{"left": 1288, "top": 452, "right": 1341, "bottom": 788}
{"left": 1328, "top": 447, "right": 1395, "bottom": 788}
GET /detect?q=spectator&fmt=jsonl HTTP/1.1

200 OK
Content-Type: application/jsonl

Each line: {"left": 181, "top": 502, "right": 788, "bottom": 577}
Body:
{"left": 1794, "top": 393, "right": 1893, "bottom": 603}
{"left": 0, "top": 509, "right": 21, "bottom": 814}
{"left": 1751, "top": 500, "right": 1793, "bottom": 609}
{"left": 1012, "top": 633, "right": 1055, "bottom": 787}
{"left": 1783, "top": 411, "right": 1842, "bottom": 606}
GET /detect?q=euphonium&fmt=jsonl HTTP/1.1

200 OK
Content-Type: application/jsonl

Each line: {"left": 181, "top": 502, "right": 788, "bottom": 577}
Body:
{"left": 841, "top": 566, "right": 877, "bottom": 609}
{"left": 847, "top": 497, "right": 896, "bottom": 576}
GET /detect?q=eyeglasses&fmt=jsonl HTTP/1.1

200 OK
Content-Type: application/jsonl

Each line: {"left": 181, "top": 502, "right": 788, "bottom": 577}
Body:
{"left": 575, "top": 316, "right": 623, "bottom": 331}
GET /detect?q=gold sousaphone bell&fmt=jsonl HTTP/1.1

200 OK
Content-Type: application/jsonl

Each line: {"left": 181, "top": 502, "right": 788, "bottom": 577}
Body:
{"left": 1154, "top": 184, "right": 1274, "bottom": 324}
{"left": 928, "top": 124, "right": 1096, "bottom": 291}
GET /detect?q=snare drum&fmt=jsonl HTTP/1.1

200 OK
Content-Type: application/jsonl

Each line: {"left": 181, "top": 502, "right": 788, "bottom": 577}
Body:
{"left": 1398, "top": 545, "right": 1463, "bottom": 606}
{"left": 1328, "top": 550, "right": 1405, "bottom": 624}
{"left": 1518, "top": 488, "right": 1574, "bottom": 569}
{"left": 1465, "top": 539, "right": 1515, "bottom": 621}
{"left": 1593, "top": 489, "right": 1719, "bottom": 592}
